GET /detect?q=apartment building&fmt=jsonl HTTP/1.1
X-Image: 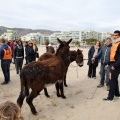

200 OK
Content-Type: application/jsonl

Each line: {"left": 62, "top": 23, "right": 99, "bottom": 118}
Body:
{"left": 0, "top": 29, "right": 19, "bottom": 40}
{"left": 81, "top": 30, "right": 102, "bottom": 41}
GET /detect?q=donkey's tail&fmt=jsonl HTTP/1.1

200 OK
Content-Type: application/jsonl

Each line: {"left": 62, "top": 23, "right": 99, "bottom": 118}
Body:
{"left": 20, "top": 72, "right": 29, "bottom": 96}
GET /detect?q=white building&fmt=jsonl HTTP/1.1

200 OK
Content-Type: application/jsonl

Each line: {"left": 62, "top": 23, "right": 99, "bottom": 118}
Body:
{"left": 81, "top": 30, "right": 102, "bottom": 41}
{"left": 0, "top": 29, "right": 19, "bottom": 40}
{"left": 48, "top": 31, "right": 82, "bottom": 44}
{"left": 101, "top": 32, "right": 111, "bottom": 41}
{"left": 22, "top": 32, "right": 44, "bottom": 44}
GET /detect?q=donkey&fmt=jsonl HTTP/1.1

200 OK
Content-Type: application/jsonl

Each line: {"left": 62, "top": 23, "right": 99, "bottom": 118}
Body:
{"left": 38, "top": 49, "right": 84, "bottom": 98}
{"left": 38, "top": 49, "right": 83, "bottom": 87}
{"left": 17, "top": 38, "right": 72, "bottom": 114}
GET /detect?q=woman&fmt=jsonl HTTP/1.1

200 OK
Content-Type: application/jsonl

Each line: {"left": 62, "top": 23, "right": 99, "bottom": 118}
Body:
{"left": 14, "top": 40, "right": 24, "bottom": 75}
{"left": 27, "top": 41, "right": 36, "bottom": 63}
{"left": 87, "top": 41, "right": 101, "bottom": 79}
{"left": 0, "top": 101, "right": 24, "bottom": 120}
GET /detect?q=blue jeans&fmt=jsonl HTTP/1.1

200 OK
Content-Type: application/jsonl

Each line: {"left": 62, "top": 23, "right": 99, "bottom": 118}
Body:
{"left": 100, "top": 63, "right": 110, "bottom": 85}
{"left": 1, "top": 60, "right": 10, "bottom": 83}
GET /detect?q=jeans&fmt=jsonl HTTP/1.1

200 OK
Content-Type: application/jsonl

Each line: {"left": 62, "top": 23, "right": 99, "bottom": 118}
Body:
{"left": 100, "top": 63, "right": 110, "bottom": 85}
{"left": 15, "top": 58, "right": 23, "bottom": 74}
{"left": 1, "top": 60, "right": 10, "bottom": 83}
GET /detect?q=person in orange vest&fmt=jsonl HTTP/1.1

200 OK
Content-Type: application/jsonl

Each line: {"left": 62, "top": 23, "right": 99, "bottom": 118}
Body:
{"left": 0, "top": 39, "right": 12, "bottom": 85}
{"left": 103, "top": 30, "right": 120, "bottom": 101}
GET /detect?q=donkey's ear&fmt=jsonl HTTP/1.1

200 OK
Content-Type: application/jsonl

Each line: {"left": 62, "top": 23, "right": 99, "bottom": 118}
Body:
{"left": 67, "top": 38, "right": 72, "bottom": 45}
{"left": 77, "top": 49, "right": 83, "bottom": 53}
{"left": 57, "top": 38, "right": 63, "bottom": 44}
{"left": 77, "top": 49, "right": 80, "bottom": 52}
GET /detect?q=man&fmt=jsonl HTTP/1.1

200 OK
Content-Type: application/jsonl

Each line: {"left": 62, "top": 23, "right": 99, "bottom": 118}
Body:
{"left": 92, "top": 38, "right": 112, "bottom": 90}
{"left": 103, "top": 30, "right": 120, "bottom": 101}
{"left": 0, "top": 39, "right": 12, "bottom": 85}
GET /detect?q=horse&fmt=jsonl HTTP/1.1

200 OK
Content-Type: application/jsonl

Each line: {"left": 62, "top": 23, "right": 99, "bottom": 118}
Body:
{"left": 17, "top": 38, "right": 72, "bottom": 114}
{"left": 38, "top": 49, "right": 84, "bottom": 98}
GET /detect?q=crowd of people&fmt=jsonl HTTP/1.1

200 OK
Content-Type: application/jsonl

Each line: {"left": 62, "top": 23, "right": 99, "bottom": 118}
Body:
{"left": 0, "top": 30, "right": 120, "bottom": 119}
{"left": 87, "top": 30, "right": 120, "bottom": 101}
{"left": 0, "top": 39, "right": 39, "bottom": 85}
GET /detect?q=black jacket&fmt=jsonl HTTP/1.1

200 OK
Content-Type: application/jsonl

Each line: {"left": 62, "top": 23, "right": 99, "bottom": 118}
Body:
{"left": 27, "top": 46, "right": 36, "bottom": 61}
{"left": 87, "top": 46, "right": 101, "bottom": 66}
{"left": 14, "top": 45, "right": 24, "bottom": 58}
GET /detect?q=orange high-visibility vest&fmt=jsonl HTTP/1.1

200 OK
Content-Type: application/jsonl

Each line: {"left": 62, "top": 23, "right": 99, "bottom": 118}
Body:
{"left": 3, "top": 46, "right": 12, "bottom": 60}
{"left": 110, "top": 42, "right": 120, "bottom": 62}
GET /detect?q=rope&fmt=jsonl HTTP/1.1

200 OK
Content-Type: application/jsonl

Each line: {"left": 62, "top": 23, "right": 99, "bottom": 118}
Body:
{"left": 76, "top": 65, "right": 78, "bottom": 78}
{"left": 88, "top": 87, "right": 97, "bottom": 99}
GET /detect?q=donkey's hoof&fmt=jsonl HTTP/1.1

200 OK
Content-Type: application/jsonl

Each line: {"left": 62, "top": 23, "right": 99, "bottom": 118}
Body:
{"left": 17, "top": 99, "right": 23, "bottom": 108}
{"left": 32, "top": 110, "right": 37, "bottom": 115}
{"left": 57, "top": 94, "right": 61, "bottom": 97}
{"left": 64, "top": 84, "right": 68, "bottom": 87}
{"left": 46, "top": 95, "right": 50, "bottom": 98}
{"left": 61, "top": 95, "right": 66, "bottom": 99}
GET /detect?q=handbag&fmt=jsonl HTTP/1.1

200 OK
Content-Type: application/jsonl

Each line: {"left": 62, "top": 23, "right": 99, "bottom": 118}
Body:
{"left": 36, "top": 52, "right": 39, "bottom": 58}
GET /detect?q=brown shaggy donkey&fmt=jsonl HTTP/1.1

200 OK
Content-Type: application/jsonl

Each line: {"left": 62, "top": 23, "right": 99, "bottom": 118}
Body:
{"left": 17, "top": 38, "right": 72, "bottom": 114}
{"left": 38, "top": 49, "right": 84, "bottom": 97}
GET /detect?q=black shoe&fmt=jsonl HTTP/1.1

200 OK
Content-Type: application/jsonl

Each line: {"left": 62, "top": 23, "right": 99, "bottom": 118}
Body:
{"left": 114, "top": 95, "right": 120, "bottom": 99}
{"left": 103, "top": 98, "right": 114, "bottom": 102}
{"left": 1, "top": 82, "right": 8, "bottom": 85}
{"left": 97, "top": 84, "right": 104, "bottom": 88}
{"left": 8, "top": 80, "right": 11, "bottom": 82}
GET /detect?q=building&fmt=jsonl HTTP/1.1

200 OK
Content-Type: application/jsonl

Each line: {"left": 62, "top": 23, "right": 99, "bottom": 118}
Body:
{"left": 101, "top": 32, "right": 111, "bottom": 41}
{"left": 21, "top": 32, "right": 44, "bottom": 44}
{"left": 18, "top": 30, "right": 112, "bottom": 45}
{"left": 48, "top": 31, "right": 82, "bottom": 44}
{"left": 81, "top": 30, "right": 102, "bottom": 41}
{"left": 0, "top": 29, "right": 19, "bottom": 40}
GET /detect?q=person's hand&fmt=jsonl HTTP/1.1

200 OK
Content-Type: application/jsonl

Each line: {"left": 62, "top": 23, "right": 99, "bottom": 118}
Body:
{"left": 111, "top": 66, "right": 115, "bottom": 70}
{"left": 91, "top": 58, "right": 95, "bottom": 61}
{"left": 104, "top": 65, "right": 108, "bottom": 70}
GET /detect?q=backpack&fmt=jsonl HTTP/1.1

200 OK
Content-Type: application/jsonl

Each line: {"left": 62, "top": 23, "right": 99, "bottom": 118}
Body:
{"left": 3, "top": 46, "right": 12, "bottom": 60}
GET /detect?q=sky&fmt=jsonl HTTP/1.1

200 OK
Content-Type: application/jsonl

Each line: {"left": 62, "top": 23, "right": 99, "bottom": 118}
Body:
{"left": 0, "top": 0, "right": 120, "bottom": 32}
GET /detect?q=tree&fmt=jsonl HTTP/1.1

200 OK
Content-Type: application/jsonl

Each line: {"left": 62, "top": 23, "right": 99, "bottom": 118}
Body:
{"left": 83, "top": 38, "right": 97, "bottom": 45}
{"left": 75, "top": 41, "right": 80, "bottom": 47}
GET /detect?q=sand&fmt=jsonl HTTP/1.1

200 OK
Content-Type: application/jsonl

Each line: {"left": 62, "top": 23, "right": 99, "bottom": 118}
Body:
{"left": 0, "top": 46, "right": 120, "bottom": 120}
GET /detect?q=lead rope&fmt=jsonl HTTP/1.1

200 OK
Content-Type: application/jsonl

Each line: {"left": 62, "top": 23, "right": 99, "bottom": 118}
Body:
{"left": 76, "top": 65, "right": 78, "bottom": 78}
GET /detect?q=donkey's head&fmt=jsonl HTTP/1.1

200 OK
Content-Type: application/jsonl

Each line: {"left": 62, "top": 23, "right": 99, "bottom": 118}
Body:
{"left": 56, "top": 38, "right": 72, "bottom": 57}
{"left": 76, "top": 49, "right": 84, "bottom": 67}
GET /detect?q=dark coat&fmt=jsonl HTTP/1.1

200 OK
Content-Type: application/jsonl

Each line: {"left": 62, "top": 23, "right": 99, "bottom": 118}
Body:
{"left": 14, "top": 45, "right": 24, "bottom": 58}
{"left": 27, "top": 46, "right": 36, "bottom": 62}
{"left": 87, "top": 46, "right": 101, "bottom": 66}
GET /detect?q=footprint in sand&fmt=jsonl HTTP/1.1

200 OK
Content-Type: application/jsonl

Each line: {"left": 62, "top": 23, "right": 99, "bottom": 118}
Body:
{"left": 66, "top": 103, "right": 75, "bottom": 109}
{"left": 75, "top": 90, "right": 82, "bottom": 95}
{"left": 40, "top": 115, "right": 47, "bottom": 119}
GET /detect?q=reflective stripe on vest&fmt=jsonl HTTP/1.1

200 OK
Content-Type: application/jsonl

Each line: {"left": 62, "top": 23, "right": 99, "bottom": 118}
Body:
{"left": 3, "top": 46, "right": 12, "bottom": 60}
{"left": 110, "top": 42, "right": 120, "bottom": 62}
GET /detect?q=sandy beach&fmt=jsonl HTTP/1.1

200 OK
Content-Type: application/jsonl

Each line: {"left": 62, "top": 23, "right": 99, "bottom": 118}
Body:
{"left": 0, "top": 46, "right": 120, "bottom": 120}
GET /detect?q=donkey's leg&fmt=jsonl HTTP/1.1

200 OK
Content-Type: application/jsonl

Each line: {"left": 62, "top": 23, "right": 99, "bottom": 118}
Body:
{"left": 17, "top": 86, "right": 26, "bottom": 108}
{"left": 44, "top": 88, "right": 50, "bottom": 98}
{"left": 26, "top": 91, "right": 39, "bottom": 115}
{"left": 59, "top": 81, "right": 66, "bottom": 99}
{"left": 64, "top": 74, "right": 68, "bottom": 87}
{"left": 55, "top": 82, "right": 61, "bottom": 97}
